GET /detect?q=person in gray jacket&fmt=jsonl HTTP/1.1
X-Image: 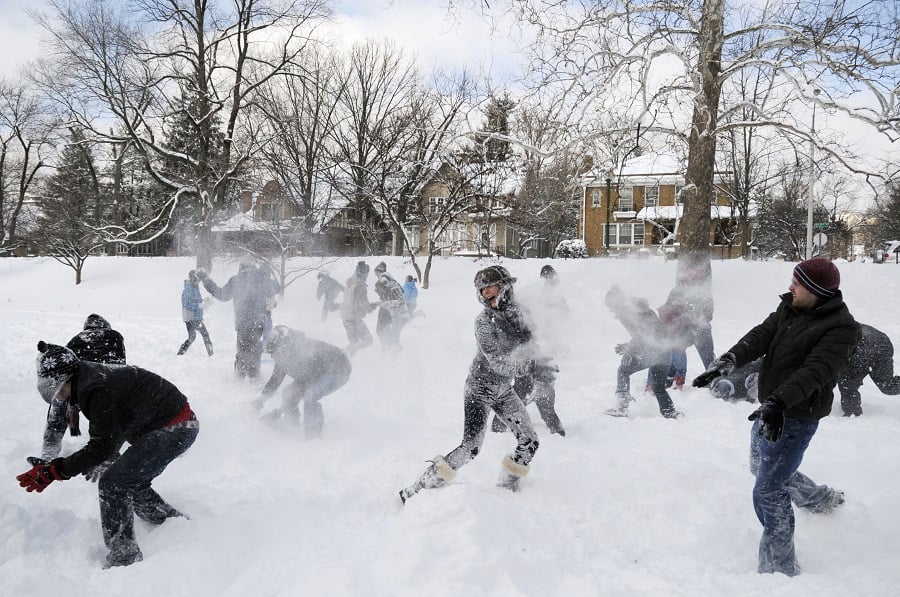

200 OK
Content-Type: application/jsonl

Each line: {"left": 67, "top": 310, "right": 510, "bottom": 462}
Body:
{"left": 341, "top": 261, "right": 376, "bottom": 356}
{"left": 253, "top": 325, "right": 352, "bottom": 436}
{"left": 399, "top": 266, "right": 557, "bottom": 503}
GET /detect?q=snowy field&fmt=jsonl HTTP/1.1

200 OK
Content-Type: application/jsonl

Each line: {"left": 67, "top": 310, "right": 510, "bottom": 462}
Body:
{"left": 1, "top": 254, "right": 899, "bottom": 596}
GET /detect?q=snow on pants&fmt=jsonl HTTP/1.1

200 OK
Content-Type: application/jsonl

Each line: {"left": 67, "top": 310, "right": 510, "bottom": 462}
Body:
{"left": 235, "top": 324, "right": 264, "bottom": 378}
{"left": 180, "top": 320, "right": 212, "bottom": 353}
{"left": 749, "top": 417, "right": 818, "bottom": 576}
{"left": 98, "top": 419, "right": 199, "bottom": 563}
{"left": 444, "top": 374, "right": 539, "bottom": 471}
{"left": 616, "top": 353, "right": 676, "bottom": 414}
{"left": 280, "top": 359, "right": 352, "bottom": 435}
{"left": 342, "top": 318, "right": 372, "bottom": 353}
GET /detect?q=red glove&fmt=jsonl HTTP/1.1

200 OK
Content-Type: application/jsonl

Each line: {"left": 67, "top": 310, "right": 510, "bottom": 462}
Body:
{"left": 16, "top": 460, "right": 69, "bottom": 493}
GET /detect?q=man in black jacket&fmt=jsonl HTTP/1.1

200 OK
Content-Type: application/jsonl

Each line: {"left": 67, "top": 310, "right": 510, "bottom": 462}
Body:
{"left": 17, "top": 342, "right": 199, "bottom": 568}
{"left": 695, "top": 258, "right": 859, "bottom": 576}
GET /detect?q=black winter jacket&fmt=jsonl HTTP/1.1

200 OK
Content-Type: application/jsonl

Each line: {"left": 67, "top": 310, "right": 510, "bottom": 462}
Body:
{"left": 728, "top": 291, "right": 860, "bottom": 421}
{"left": 60, "top": 362, "right": 189, "bottom": 476}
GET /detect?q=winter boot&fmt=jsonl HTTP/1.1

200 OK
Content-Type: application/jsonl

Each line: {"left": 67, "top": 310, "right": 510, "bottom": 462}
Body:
{"left": 497, "top": 454, "right": 529, "bottom": 492}
{"left": 176, "top": 342, "right": 189, "bottom": 356}
{"left": 661, "top": 407, "right": 684, "bottom": 419}
{"left": 605, "top": 391, "right": 634, "bottom": 417}
{"left": 399, "top": 455, "right": 456, "bottom": 504}
{"left": 807, "top": 489, "right": 845, "bottom": 514}
{"left": 205, "top": 341, "right": 214, "bottom": 356}
{"left": 673, "top": 376, "right": 685, "bottom": 390}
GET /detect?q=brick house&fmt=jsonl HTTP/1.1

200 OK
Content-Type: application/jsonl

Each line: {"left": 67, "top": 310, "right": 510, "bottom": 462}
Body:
{"left": 579, "top": 155, "right": 748, "bottom": 258}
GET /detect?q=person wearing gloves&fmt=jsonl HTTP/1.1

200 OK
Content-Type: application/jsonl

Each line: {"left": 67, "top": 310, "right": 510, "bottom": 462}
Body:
{"left": 253, "top": 325, "right": 352, "bottom": 436}
{"left": 178, "top": 270, "right": 214, "bottom": 356}
{"left": 693, "top": 258, "right": 859, "bottom": 577}
{"left": 399, "top": 265, "right": 557, "bottom": 503}
{"left": 195, "top": 256, "right": 279, "bottom": 379}
{"left": 17, "top": 342, "right": 199, "bottom": 568}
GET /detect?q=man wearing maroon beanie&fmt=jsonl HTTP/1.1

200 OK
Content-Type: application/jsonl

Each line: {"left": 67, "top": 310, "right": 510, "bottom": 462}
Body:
{"left": 693, "top": 258, "right": 860, "bottom": 576}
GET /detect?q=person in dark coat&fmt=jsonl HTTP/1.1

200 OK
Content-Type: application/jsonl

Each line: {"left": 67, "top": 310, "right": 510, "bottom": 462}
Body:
{"left": 372, "top": 261, "right": 410, "bottom": 351}
{"left": 836, "top": 323, "right": 900, "bottom": 416}
{"left": 39, "top": 314, "right": 128, "bottom": 463}
{"left": 694, "top": 258, "right": 860, "bottom": 577}
{"left": 178, "top": 270, "right": 214, "bottom": 356}
{"left": 17, "top": 342, "right": 199, "bottom": 568}
{"left": 316, "top": 271, "right": 345, "bottom": 321}
{"left": 253, "top": 326, "right": 352, "bottom": 436}
{"left": 605, "top": 285, "right": 683, "bottom": 419}
{"left": 196, "top": 257, "right": 279, "bottom": 379}
{"left": 66, "top": 313, "right": 126, "bottom": 365}
{"left": 341, "top": 261, "right": 376, "bottom": 356}
{"left": 399, "top": 266, "right": 557, "bottom": 503}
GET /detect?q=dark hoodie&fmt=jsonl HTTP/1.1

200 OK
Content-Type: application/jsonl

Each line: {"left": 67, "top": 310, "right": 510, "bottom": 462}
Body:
{"left": 66, "top": 314, "right": 126, "bottom": 364}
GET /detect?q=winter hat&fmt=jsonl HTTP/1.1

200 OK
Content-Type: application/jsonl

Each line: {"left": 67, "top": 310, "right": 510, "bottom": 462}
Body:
{"left": 36, "top": 341, "right": 80, "bottom": 404}
{"left": 238, "top": 255, "right": 257, "bottom": 270}
{"left": 265, "top": 325, "right": 294, "bottom": 354}
{"left": 793, "top": 259, "right": 840, "bottom": 298}
{"left": 83, "top": 313, "right": 111, "bottom": 330}
{"left": 355, "top": 261, "right": 370, "bottom": 276}
{"left": 474, "top": 265, "right": 516, "bottom": 289}
{"left": 374, "top": 261, "right": 387, "bottom": 274}
{"left": 540, "top": 265, "right": 557, "bottom": 280}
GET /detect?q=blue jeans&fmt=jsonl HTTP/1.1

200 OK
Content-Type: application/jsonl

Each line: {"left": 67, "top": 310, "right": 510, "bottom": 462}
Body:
{"left": 98, "top": 421, "right": 199, "bottom": 565}
{"left": 749, "top": 417, "right": 818, "bottom": 576}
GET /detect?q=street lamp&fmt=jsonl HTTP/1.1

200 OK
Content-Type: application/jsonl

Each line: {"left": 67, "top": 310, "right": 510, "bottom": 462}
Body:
{"left": 805, "top": 89, "right": 820, "bottom": 260}
{"left": 605, "top": 174, "right": 612, "bottom": 256}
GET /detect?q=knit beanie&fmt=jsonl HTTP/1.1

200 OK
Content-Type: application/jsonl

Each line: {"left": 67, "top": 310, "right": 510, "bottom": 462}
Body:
{"left": 374, "top": 261, "right": 387, "bottom": 274}
{"left": 355, "top": 261, "right": 370, "bottom": 276}
{"left": 793, "top": 259, "right": 840, "bottom": 298}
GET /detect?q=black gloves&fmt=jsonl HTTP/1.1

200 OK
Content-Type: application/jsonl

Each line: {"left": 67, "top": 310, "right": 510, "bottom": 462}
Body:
{"left": 748, "top": 398, "right": 786, "bottom": 442}
{"left": 17, "top": 458, "right": 70, "bottom": 493}
{"left": 692, "top": 352, "right": 737, "bottom": 388}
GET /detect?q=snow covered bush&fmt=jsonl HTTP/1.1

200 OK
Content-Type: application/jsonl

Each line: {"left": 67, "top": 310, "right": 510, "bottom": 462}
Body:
{"left": 555, "top": 239, "right": 588, "bottom": 259}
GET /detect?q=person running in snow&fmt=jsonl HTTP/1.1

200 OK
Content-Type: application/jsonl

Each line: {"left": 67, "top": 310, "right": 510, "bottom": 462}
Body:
{"left": 177, "top": 270, "right": 214, "bottom": 356}
{"left": 17, "top": 341, "right": 199, "bottom": 568}
{"left": 316, "top": 271, "right": 345, "bottom": 321}
{"left": 196, "top": 256, "right": 280, "bottom": 379}
{"left": 693, "top": 258, "right": 859, "bottom": 577}
{"left": 399, "top": 265, "right": 557, "bottom": 503}
{"left": 37, "top": 314, "right": 129, "bottom": 465}
{"left": 605, "top": 285, "right": 683, "bottom": 419}
{"left": 253, "top": 325, "right": 352, "bottom": 436}
{"left": 836, "top": 322, "right": 900, "bottom": 416}
{"left": 402, "top": 274, "right": 421, "bottom": 316}
{"left": 372, "top": 261, "right": 410, "bottom": 351}
{"left": 341, "top": 261, "right": 376, "bottom": 356}
{"left": 66, "top": 313, "right": 126, "bottom": 365}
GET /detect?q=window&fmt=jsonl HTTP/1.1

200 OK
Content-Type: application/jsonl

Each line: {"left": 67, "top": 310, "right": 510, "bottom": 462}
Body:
{"left": 617, "top": 187, "right": 634, "bottom": 211}
{"left": 591, "top": 189, "right": 601, "bottom": 207}
{"left": 644, "top": 185, "right": 659, "bottom": 207}
{"left": 604, "top": 223, "right": 644, "bottom": 246}
{"left": 428, "top": 196, "right": 447, "bottom": 215}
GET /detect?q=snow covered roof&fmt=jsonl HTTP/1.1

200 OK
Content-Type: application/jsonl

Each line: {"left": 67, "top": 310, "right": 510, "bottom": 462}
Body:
{"left": 635, "top": 202, "right": 757, "bottom": 221}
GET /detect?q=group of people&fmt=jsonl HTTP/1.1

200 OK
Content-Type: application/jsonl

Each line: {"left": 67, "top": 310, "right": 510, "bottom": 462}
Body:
{"left": 16, "top": 256, "right": 900, "bottom": 576}
{"left": 319, "top": 260, "right": 421, "bottom": 355}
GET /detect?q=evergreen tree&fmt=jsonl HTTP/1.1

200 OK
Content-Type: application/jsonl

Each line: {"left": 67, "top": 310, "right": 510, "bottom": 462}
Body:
{"left": 36, "top": 128, "right": 106, "bottom": 284}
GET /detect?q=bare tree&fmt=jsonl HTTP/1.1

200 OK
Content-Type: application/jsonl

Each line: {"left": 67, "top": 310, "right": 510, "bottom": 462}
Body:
{"left": 0, "top": 79, "right": 57, "bottom": 255}
{"left": 31, "top": 0, "right": 329, "bottom": 269}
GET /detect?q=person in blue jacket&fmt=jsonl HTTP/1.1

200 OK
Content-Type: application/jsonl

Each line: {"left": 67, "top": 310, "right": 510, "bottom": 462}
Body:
{"left": 177, "top": 270, "right": 214, "bottom": 356}
{"left": 402, "top": 275, "right": 420, "bottom": 315}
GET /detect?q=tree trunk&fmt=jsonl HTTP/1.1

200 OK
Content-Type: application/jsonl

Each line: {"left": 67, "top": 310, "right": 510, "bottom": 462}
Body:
{"left": 679, "top": 0, "right": 724, "bottom": 280}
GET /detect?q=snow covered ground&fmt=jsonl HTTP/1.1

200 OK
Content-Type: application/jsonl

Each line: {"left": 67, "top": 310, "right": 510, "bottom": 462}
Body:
{"left": 2, "top": 255, "right": 899, "bottom": 596}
